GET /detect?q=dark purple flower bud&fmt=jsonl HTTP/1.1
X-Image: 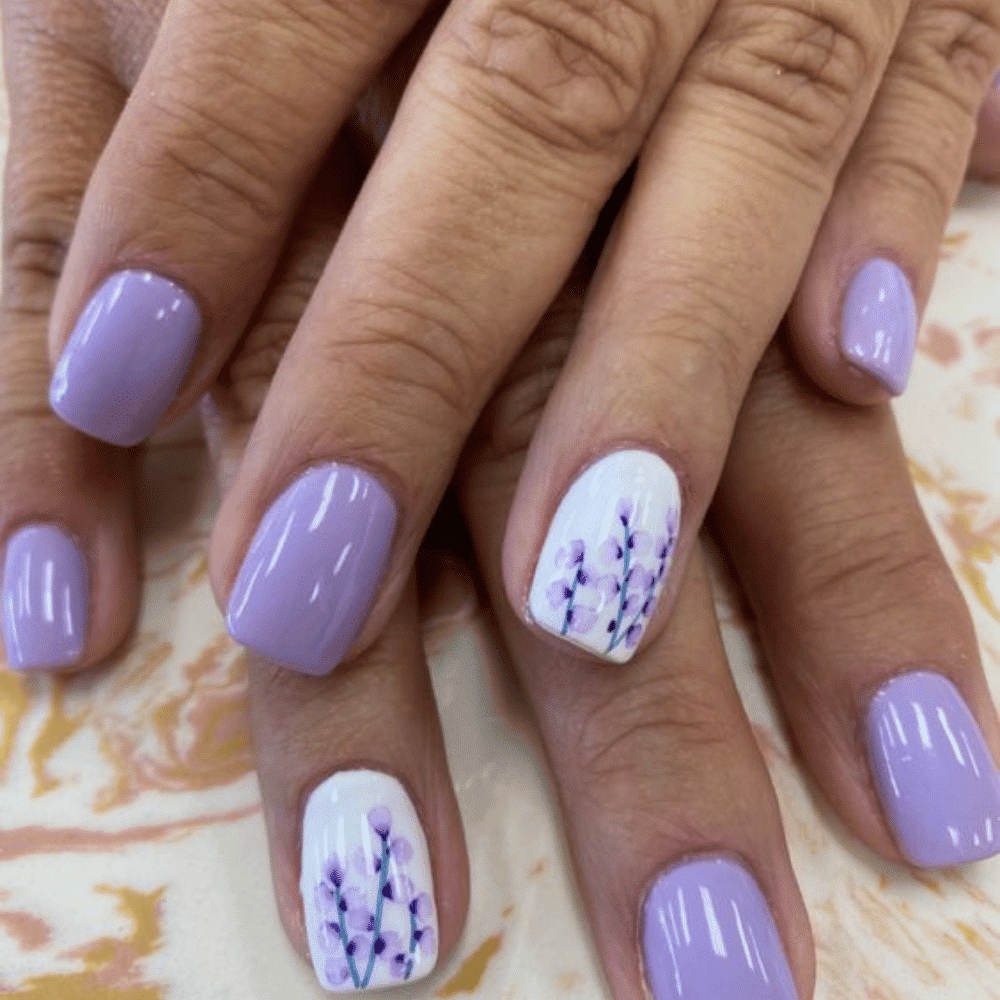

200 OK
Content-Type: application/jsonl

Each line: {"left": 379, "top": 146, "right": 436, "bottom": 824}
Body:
{"left": 339, "top": 897, "right": 348, "bottom": 912}
{"left": 642, "top": 600, "right": 651, "bottom": 615}
{"left": 607, "top": 620, "right": 616, "bottom": 633}
{"left": 576, "top": 567, "right": 588, "bottom": 585}
{"left": 413, "top": 927, "right": 423, "bottom": 940}
{"left": 373, "top": 937, "right": 386, "bottom": 955}
{"left": 328, "top": 921, "right": 340, "bottom": 935}
{"left": 382, "top": 882, "right": 394, "bottom": 900}
{"left": 367, "top": 915, "right": 375, "bottom": 932}
{"left": 346, "top": 939, "right": 357, "bottom": 956}
{"left": 616, "top": 497, "right": 634, "bottom": 526}
{"left": 323, "top": 858, "right": 344, "bottom": 888}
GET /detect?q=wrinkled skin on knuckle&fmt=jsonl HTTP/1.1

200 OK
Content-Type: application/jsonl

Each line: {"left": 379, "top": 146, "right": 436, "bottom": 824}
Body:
{"left": 895, "top": 2, "right": 1000, "bottom": 113}
{"left": 441, "top": 0, "right": 662, "bottom": 156}
{"left": 691, "top": 0, "right": 891, "bottom": 169}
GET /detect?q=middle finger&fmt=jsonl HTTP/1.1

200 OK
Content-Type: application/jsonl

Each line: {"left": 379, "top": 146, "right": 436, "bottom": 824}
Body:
{"left": 209, "top": 0, "right": 912, "bottom": 676}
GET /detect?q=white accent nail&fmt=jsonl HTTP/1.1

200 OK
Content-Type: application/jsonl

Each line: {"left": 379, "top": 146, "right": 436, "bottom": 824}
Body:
{"left": 300, "top": 770, "right": 438, "bottom": 992}
{"left": 527, "top": 449, "right": 681, "bottom": 663}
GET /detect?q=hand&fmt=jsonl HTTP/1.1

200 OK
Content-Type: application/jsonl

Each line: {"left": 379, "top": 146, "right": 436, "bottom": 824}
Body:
{"left": 16, "top": 0, "right": 1000, "bottom": 680}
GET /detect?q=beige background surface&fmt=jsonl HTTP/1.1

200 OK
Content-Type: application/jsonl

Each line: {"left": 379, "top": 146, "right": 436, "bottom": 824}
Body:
{"left": 2, "top": 68, "right": 1000, "bottom": 999}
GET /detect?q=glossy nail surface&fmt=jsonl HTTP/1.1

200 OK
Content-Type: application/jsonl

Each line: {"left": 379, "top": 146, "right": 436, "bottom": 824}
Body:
{"left": 226, "top": 464, "right": 396, "bottom": 675}
{"left": 50, "top": 270, "right": 201, "bottom": 446}
{"left": 527, "top": 449, "right": 680, "bottom": 663}
{"left": 2, "top": 525, "right": 88, "bottom": 671}
{"left": 301, "top": 770, "right": 438, "bottom": 992}
{"left": 840, "top": 258, "right": 917, "bottom": 396}
{"left": 865, "top": 670, "right": 1000, "bottom": 867}
{"left": 642, "top": 856, "right": 798, "bottom": 1000}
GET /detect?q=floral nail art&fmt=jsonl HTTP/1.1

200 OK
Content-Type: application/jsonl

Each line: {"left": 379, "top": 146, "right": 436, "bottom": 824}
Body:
{"left": 528, "top": 450, "right": 681, "bottom": 663}
{"left": 301, "top": 771, "right": 438, "bottom": 992}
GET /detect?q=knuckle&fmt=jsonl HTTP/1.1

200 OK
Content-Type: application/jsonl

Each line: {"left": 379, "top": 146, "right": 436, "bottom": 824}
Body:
{"left": 794, "top": 515, "right": 950, "bottom": 623}
{"left": 146, "top": 100, "right": 286, "bottom": 238}
{"left": 337, "top": 268, "right": 494, "bottom": 437}
{"left": 444, "top": 0, "right": 661, "bottom": 155}
{"left": 692, "top": 1, "right": 889, "bottom": 168}
{"left": 569, "top": 674, "right": 727, "bottom": 789}
{"left": 860, "top": 144, "right": 956, "bottom": 227}
{"left": 895, "top": 2, "right": 1000, "bottom": 113}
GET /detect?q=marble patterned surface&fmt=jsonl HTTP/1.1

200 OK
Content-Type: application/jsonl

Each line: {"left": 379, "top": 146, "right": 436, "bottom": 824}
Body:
{"left": 3, "top": 82, "right": 1000, "bottom": 1000}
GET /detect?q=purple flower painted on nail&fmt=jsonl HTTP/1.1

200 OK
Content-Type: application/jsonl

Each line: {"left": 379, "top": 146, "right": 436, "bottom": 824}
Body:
{"left": 313, "top": 800, "right": 434, "bottom": 990}
{"left": 368, "top": 805, "right": 392, "bottom": 839}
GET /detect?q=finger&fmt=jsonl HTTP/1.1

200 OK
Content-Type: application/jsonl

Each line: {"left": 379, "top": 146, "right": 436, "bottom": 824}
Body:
{"left": 502, "top": 0, "right": 920, "bottom": 664}
{"left": 787, "top": 0, "right": 1000, "bottom": 401}
{"left": 968, "top": 69, "right": 1000, "bottom": 180}
{"left": 207, "top": 0, "right": 745, "bottom": 676}
{"left": 459, "top": 312, "right": 813, "bottom": 999}
{"left": 0, "top": 2, "right": 139, "bottom": 673}
{"left": 200, "top": 139, "right": 466, "bottom": 992}
{"left": 45, "top": 0, "right": 432, "bottom": 447}
{"left": 250, "top": 579, "right": 466, "bottom": 991}
{"left": 714, "top": 337, "right": 1000, "bottom": 867}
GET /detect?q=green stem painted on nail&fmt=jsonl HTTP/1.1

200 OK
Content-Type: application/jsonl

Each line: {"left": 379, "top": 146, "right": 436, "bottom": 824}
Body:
{"left": 333, "top": 882, "right": 362, "bottom": 989}
{"left": 361, "top": 836, "right": 391, "bottom": 989}
{"left": 405, "top": 909, "right": 418, "bottom": 980}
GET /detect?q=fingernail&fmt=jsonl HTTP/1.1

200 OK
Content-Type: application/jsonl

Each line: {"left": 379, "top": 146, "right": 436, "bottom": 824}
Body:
{"left": 2, "top": 524, "right": 88, "bottom": 671}
{"left": 49, "top": 270, "right": 201, "bottom": 446}
{"left": 642, "top": 855, "right": 799, "bottom": 1000}
{"left": 865, "top": 670, "right": 1000, "bottom": 867}
{"left": 839, "top": 258, "right": 917, "bottom": 396}
{"left": 300, "top": 770, "right": 438, "bottom": 992}
{"left": 226, "top": 464, "right": 397, "bottom": 675}
{"left": 527, "top": 449, "right": 680, "bottom": 663}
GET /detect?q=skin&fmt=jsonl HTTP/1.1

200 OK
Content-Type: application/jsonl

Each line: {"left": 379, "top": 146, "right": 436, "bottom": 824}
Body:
{"left": 14, "top": 0, "right": 998, "bottom": 677}
{"left": 3, "top": 1, "right": 1000, "bottom": 994}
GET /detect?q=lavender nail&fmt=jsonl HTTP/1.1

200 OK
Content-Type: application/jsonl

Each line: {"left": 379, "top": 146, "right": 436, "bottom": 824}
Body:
{"left": 865, "top": 671, "right": 1000, "bottom": 867}
{"left": 642, "top": 856, "right": 799, "bottom": 1000}
{"left": 2, "top": 525, "right": 88, "bottom": 671}
{"left": 226, "top": 464, "right": 397, "bottom": 676}
{"left": 49, "top": 270, "right": 201, "bottom": 446}
{"left": 840, "top": 258, "right": 917, "bottom": 396}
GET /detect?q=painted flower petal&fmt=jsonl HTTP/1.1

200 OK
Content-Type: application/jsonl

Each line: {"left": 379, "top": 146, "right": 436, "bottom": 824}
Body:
{"left": 325, "top": 955, "right": 352, "bottom": 985}
{"left": 616, "top": 498, "right": 634, "bottom": 524}
{"left": 625, "top": 622, "right": 644, "bottom": 648}
{"left": 594, "top": 573, "right": 621, "bottom": 601}
{"left": 410, "top": 892, "right": 434, "bottom": 921}
{"left": 546, "top": 579, "right": 573, "bottom": 608}
{"left": 599, "top": 538, "right": 624, "bottom": 563}
{"left": 367, "top": 805, "right": 392, "bottom": 839}
{"left": 416, "top": 925, "right": 437, "bottom": 958}
{"left": 390, "top": 836, "right": 413, "bottom": 863}
{"left": 629, "top": 530, "right": 652, "bottom": 557}
{"left": 569, "top": 606, "right": 598, "bottom": 633}
{"left": 630, "top": 566, "right": 655, "bottom": 592}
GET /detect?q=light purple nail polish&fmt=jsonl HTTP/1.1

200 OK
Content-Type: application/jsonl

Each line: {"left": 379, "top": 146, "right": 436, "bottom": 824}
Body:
{"left": 840, "top": 258, "right": 917, "bottom": 396}
{"left": 642, "top": 856, "right": 799, "bottom": 1000}
{"left": 226, "top": 464, "right": 397, "bottom": 676}
{"left": 2, "top": 525, "right": 88, "bottom": 671}
{"left": 865, "top": 670, "right": 1000, "bottom": 867}
{"left": 49, "top": 270, "right": 201, "bottom": 446}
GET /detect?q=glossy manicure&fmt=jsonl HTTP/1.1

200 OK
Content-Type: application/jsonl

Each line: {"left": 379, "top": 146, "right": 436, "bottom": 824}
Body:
{"left": 865, "top": 671, "right": 1000, "bottom": 867}
{"left": 527, "top": 449, "right": 681, "bottom": 663}
{"left": 642, "top": 856, "right": 799, "bottom": 1000}
{"left": 301, "top": 770, "right": 438, "bottom": 992}
{"left": 50, "top": 270, "right": 201, "bottom": 446}
{"left": 2, "top": 525, "right": 88, "bottom": 671}
{"left": 226, "top": 463, "right": 397, "bottom": 675}
{"left": 840, "top": 258, "right": 917, "bottom": 396}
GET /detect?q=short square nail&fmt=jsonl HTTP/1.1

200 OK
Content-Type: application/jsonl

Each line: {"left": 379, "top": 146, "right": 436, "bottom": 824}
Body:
{"left": 839, "top": 257, "right": 917, "bottom": 396}
{"left": 49, "top": 270, "right": 201, "bottom": 446}
{"left": 2, "top": 524, "right": 88, "bottom": 671}
{"left": 301, "top": 770, "right": 438, "bottom": 992}
{"left": 527, "top": 449, "right": 680, "bottom": 663}
{"left": 641, "top": 856, "right": 799, "bottom": 1000}
{"left": 225, "top": 464, "right": 397, "bottom": 676}
{"left": 865, "top": 670, "right": 1000, "bottom": 867}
